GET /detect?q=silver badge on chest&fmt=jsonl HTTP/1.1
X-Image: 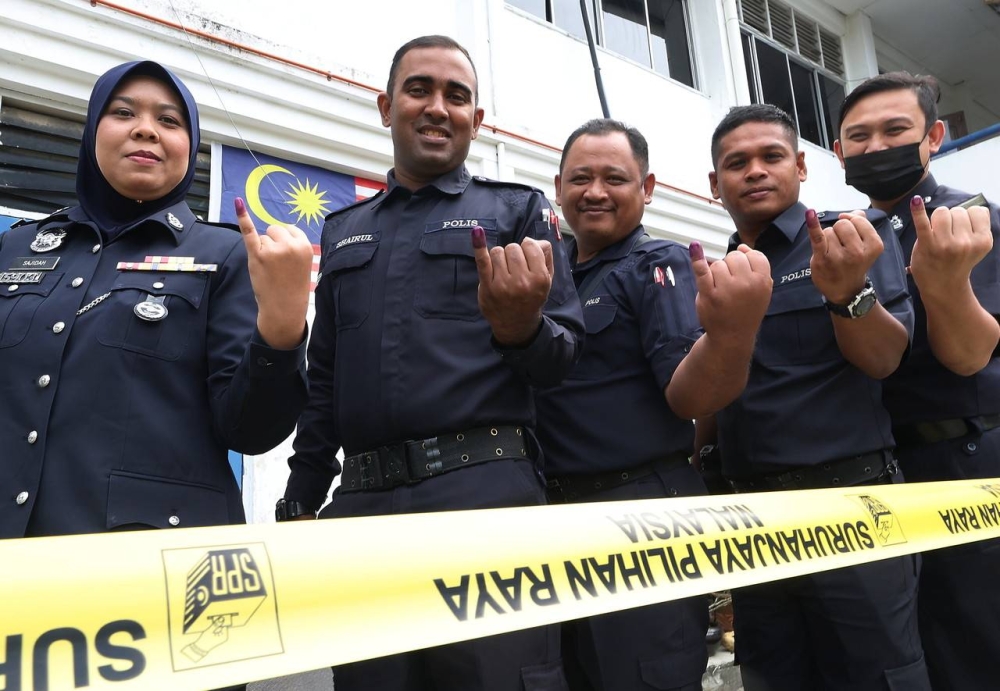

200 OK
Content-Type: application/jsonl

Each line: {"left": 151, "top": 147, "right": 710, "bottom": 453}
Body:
{"left": 30, "top": 229, "right": 67, "bottom": 253}
{"left": 134, "top": 294, "right": 169, "bottom": 322}
{"left": 890, "top": 215, "right": 904, "bottom": 231}
{"left": 166, "top": 212, "right": 183, "bottom": 230}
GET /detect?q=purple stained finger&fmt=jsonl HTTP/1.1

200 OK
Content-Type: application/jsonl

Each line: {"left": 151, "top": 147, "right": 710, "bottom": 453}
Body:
{"left": 689, "top": 241, "right": 704, "bottom": 263}
{"left": 471, "top": 225, "right": 486, "bottom": 249}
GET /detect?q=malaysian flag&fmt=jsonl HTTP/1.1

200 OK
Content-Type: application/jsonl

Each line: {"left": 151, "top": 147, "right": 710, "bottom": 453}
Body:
{"left": 219, "top": 145, "right": 385, "bottom": 291}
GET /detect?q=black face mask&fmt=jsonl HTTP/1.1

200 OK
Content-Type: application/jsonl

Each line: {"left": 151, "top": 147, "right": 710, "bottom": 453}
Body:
{"left": 844, "top": 141, "right": 927, "bottom": 202}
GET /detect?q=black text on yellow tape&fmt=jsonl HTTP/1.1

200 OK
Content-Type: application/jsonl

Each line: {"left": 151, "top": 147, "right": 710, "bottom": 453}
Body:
{"left": 3, "top": 479, "right": 1000, "bottom": 690}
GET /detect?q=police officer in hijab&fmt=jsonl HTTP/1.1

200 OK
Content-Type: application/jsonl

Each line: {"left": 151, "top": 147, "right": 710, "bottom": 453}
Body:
{"left": 0, "top": 60, "right": 313, "bottom": 539}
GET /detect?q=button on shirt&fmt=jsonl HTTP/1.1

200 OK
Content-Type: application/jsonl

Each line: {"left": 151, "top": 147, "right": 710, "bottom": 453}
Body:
{"left": 717, "top": 202, "right": 914, "bottom": 478}
{"left": 882, "top": 174, "right": 1000, "bottom": 424}
{"left": 285, "top": 166, "right": 584, "bottom": 510}
{"left": 0, "top": 201, "right": 308, "bottom": 538}
{"left": 536, "top": 226, "right": 701, "bottom": 476}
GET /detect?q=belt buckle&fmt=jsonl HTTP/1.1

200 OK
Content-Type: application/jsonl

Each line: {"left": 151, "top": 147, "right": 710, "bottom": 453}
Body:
{"left": 359, "top": 452, "right": 380, "bottom": 490}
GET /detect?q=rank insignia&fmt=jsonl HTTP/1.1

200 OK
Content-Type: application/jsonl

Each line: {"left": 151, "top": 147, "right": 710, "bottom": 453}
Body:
{"left": 30, "top": 229, "right": 66, "bottom": 253}
{"left": 166, "top": 213, "right": 184, "bottom": 230}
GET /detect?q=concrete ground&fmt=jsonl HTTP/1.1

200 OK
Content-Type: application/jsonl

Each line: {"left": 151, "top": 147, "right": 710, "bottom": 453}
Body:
{"left": 247, "top": 647, "right": 744, "bottom": 690}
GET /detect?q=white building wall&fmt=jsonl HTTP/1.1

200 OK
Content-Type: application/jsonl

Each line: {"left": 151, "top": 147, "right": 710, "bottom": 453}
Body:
{"left": 1, "top": 0, "right": 987, "bottom": 521}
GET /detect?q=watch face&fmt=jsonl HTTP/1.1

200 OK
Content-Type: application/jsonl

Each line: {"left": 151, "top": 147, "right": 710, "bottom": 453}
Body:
{"left": 851, "top": 292, "right": 878, "bottom": 317}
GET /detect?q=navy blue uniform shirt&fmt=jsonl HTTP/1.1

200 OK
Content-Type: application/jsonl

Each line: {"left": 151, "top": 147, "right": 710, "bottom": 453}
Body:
{"left": 717, "top": 202, "right": 914, "bottom": 477}
{"left": 285, "top": 166, "right": 584, "bottom": 510}
{"left": 536, "top": 225, "right": 701, "bottom": 476}
{"left": 0, "top": 201, "right": 308, "bottom": 538}
{"left": 882, "top": 174, "right": 1000, "bottom": 424}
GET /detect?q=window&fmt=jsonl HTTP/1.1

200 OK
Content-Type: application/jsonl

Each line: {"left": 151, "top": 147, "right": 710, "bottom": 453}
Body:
{"left": 0, "top": 99, "right": 211, "bottom": 219}
{"left": 738, "top": 0, "right": 845, "bottom": 149}
{"left": 506, "top": 0, "right": 695, "bottom": 87}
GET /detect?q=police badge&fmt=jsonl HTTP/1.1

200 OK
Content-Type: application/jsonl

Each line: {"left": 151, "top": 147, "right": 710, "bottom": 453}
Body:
{"left": 30, "top": 229, "right": 67, "bottom": 253}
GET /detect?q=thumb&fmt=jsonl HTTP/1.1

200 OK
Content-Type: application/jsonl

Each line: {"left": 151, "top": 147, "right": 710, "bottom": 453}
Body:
{"left": 805, "top": 208, "right": 826, "bottom": 251}
{"left": 471, "top": 226, "right": 493, "bottom": 283}
{"left": 910, "top": 194, "right": 932, "bottom": 239}
{"left": 234, "top": 197, "right": 261, "bottom": 255}
{"left": 689, "top": 241, "right": 713, "bottom": 291}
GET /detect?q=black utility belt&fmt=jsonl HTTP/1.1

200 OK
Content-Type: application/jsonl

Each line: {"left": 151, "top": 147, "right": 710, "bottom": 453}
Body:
{"left": 546, "top": 452, "right": 690, "bottom": 504}
{"left": 727, "top": 449, "right": 897, "bottom": 493}
{"left": 893, "top": 413, "right": 1000, "bottom": 447}
{"left": 340, "top": 425, "right": 529, "bottom": 493}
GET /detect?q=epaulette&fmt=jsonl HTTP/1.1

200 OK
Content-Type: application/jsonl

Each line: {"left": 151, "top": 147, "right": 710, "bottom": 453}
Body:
{"left": 324, "top": 189, "right": 384, "bottom": 222}
{"left": 195, "top": 219, "right": 241, "bottom": 233}
{"left": 815, "top": 208, "right": 886, "bottom": 226}
{"left": 471, "top": 175, "right": 543, "bottom": 195}
{"left": 10, "top": 206, "right": 72, "bottom": 230}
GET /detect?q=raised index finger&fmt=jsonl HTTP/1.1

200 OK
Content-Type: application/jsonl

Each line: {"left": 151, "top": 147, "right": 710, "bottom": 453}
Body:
{"left": 471, "top": 225, "right": 493, "bottom": 283}
{"left": 234, "top": 197, "right": 262, "bottom": 254}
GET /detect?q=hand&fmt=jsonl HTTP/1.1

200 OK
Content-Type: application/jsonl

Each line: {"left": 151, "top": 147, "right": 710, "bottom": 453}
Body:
{"left": 689, "top": 241, "right": 772, "bottom": 343}
{"left": 807, "top": 208, "right": 883, "bottom": 305}
{"left": 472, "top": 225, "right": 554, "bottom": 347}
{"left": 909, "top": 196, "right": 993, "bottom": 299}
{"left": 235, "top": 197, "right": 313, "bottom": 350}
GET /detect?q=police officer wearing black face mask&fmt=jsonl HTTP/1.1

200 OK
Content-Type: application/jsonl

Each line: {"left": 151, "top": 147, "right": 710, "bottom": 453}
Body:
{"left": 837, "top": 72, "right": 1000, "bottom": 691}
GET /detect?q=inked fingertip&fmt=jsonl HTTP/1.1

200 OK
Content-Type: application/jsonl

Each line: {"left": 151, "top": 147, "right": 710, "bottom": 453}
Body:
{"left": 911, "top": 195, "right": 923, "bottom": 208}
{"left": 471, "top": 225, "right": 486, "bottom": 249}
{"left": 805, "top": 208, "right": 818, "bottom": 224}
{"left": 234, "top": 197, "right": 246, "bottom": 215}
{"left": 689, "top": 241, "right": 704, "bottom": 262}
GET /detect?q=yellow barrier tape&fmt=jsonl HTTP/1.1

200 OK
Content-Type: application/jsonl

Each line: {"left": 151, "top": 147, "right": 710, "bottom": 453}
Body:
{"left": 4, "top": 478, "right": 1000, "bottom": 690}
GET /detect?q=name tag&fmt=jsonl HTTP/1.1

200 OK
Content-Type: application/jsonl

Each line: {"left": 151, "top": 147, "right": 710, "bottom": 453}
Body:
{"left": 0, "top": 271, "right": 43, "bottom": 284}
{"left": 10, "top": 256, "right": 59, "bottom": 271}
{"left": 425, "top": 218, "right": 498, "bottom": 233}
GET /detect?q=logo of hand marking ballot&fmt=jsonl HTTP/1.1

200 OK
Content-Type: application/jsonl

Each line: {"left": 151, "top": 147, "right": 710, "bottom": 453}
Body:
{"left": 163, "top": 543, "right": 283, "bottom": 670}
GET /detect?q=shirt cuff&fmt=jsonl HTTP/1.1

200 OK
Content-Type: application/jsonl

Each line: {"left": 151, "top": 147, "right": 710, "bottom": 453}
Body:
{"left": 249, "top": 326, "right": 308, "bottom": 377}
{"left": 491, "top": 318, "right": 549, "bottom": 365}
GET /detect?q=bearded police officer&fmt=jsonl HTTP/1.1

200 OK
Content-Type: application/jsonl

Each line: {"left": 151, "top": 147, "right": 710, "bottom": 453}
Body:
{"left": 704, "top": 104, "right": 931, "bottom": 691}
{"left": 534, "top": 119, "right": 771, "bottom": 691}
{"left": 277, "top": 35, "right": 583, "bottom": 691}
{"left": 836, "top": 72, "right": 1000, "bottom": 691}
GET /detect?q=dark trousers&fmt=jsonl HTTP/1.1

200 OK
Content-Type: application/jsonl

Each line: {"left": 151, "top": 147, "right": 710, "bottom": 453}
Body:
{"left": 733, "top": 551, "right": 930, "bottom": 691}
{"left": 896, "top": 424, "right": 1000, "bottom": 691}
{"left": 321, "top": 459, "right": 567, "bottom": 691}
{"left": 551, "top": 463, "right": 708, "bottom": 691}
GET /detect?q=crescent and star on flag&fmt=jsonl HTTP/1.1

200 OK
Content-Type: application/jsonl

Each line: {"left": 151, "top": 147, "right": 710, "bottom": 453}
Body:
{"left": 244, "top": 164, "right": 332, "bottom": 228}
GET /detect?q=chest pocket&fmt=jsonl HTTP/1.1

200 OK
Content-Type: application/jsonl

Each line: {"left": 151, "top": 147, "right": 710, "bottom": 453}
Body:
{"left": 571, "top": 301, "right": 619, "bottom": 380}
{"left": 323, "top": 241, "right": 378, "bottom": 330}
{"left": 97, "top": 272, "right": 208, "bottom": 361}
{"left": 415, "top": 229, "right": 496, "bottom": 321}
{"left": 756, "top": 282, "right": 839, "bottom": 367}
{"left": 0, "top": 272, "right": 63, "bottom": 348}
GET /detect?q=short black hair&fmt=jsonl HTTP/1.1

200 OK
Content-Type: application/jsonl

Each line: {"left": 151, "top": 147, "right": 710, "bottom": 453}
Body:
{"left": 559, "top": 118, "right": 650, "bottom": 177}
{"left": 711, "top": 104, "right": 798, "bottom": 167}
{"left": 838, "top": 71, "right": 940, "bottom": 134}
{"left": 386, "top": 35, "right": 479, "bottom": 103}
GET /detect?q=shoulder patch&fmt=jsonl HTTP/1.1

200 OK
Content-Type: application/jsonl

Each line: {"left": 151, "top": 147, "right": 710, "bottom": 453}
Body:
{"left": 324, "top": 189, "right": 384, "bottom": 222}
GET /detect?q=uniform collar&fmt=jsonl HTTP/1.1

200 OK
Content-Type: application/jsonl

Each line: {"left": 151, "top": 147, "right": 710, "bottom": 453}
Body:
{"left": 385, "top": 165, "right": 472, "bottom": 199}
{"left": 572, "top": 225, "right": 646, "bottom": 270}
{"left": 67, "top": 200, "right": 194, "bottom": 245}
{"left": 728, "top": 201, "right": 807, "bottom": 251}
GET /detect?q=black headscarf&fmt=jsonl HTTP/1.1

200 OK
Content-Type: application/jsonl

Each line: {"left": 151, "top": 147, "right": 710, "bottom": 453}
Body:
{"left": 76, "top": 60, "right": 200, "bottom": 234}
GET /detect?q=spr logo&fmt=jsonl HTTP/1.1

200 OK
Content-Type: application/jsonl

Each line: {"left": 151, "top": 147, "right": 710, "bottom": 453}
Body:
{"left": 856, "top": 495, "right": 907, "bottom": 546}
{"left": 163, "top": 544, "right": 283, "bottom": 671}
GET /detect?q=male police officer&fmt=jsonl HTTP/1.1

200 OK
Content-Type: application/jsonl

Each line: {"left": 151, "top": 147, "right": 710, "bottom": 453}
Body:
{"left": 705, "top": 104, "right": 931, "bottom": 691}
{"left": 278, "top": 36, "right": 583, "bottom": 691}
{"left": 534, "top": 119, "right": 771, "bottom": 691}
{"left": 836, "top": 72, "right": 1000, "bottom": 691}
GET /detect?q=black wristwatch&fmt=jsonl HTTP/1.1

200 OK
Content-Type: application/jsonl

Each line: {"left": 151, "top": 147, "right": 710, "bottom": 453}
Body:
{"left": 275, "top": 498, "right": 314, "bottom": 522}
{"left": 825, "top": 277, "right": 878, "bottom": 319}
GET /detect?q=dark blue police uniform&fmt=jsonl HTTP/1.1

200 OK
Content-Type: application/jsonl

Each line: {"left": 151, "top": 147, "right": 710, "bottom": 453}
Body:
{"left": 880, "top": 174, "right": 1000, "bottom": 691}
{"left": 284, "top": 165, "right": 584, "bottom": 691}
{"left": 717, "top": 202, "right": 931, "bottom": 691}
{"left": 535, "top": 225, "right": 709, "bottom": 691}
{"left": 0, "top": 201, "right": 307, "bottom": 538}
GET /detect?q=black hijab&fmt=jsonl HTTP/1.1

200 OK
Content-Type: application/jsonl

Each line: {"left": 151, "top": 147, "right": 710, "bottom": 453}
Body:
{"left": 76, "top": 60, "right": 200, "bottom": 234}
